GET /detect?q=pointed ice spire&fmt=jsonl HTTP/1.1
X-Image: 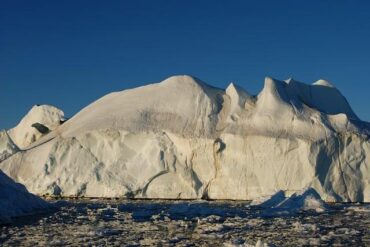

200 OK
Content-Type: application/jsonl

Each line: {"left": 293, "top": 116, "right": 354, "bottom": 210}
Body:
{"left": 258, "top": 77, "right": 290, "bottom": 103}
{"left": 226, "top": 82, "right": 251, "bottom": 113}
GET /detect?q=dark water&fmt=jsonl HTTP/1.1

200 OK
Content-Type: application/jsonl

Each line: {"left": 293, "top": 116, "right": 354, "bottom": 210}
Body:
{"left": 1, "top": 199, "right": 369, "bottom": 246}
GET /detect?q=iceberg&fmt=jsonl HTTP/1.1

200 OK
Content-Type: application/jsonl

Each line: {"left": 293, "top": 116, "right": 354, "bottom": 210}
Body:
{"left": 1, "top": 75, "right": 369, "bottom": 202}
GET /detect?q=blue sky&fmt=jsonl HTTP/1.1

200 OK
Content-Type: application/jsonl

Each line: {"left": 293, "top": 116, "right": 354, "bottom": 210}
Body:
{"left": 1, "top": 0, "right": 370, "bottom": 129}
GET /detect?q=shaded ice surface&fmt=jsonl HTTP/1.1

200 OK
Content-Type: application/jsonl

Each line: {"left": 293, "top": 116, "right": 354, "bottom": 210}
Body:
{"left": 0, "top": 170, "right": 51, "bottom": 223}
{"left": 0, "top": 199, "right": 369, "bottom": 246}
{"left": 1, "top": 75, "right": 370, "bottom": 202}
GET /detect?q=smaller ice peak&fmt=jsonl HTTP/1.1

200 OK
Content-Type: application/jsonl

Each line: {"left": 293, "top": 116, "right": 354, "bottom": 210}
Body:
{"left": 255, "top": 77, "right": 292, "bottom": 115}
{"left": 264, "top": 76, "right": 279, "bottom": 87}
{"left": 8, "top": 105, "right": 64, "bottom": 149}
{"left": 161, "top": 75, "right": 214, "bottom": 91}
{"left": 226, "top": 82, "right": 253, "bottom": 112}
{"left": 260, "top": 76, "right": 290, "bottom": 100}
{"left": 309, "top": 81, "right": 359, "bottom": 120}
{"left": 288, "top": 78, "right": 334, "bottom": 90}
{"left": 19, "top": 104, "right": 64, "bottom": 129}
{"left": 162, "top": 74, "right": 199, "bottom": 84}
{"left": 226, "top": 82, "right": 237, "bottom": 93}
{"left": 160, "top": 75, "right": 223, "bottom": 100}
{"left": 284, "top": 78, "right": 359, "bottom": 121}
{"left": 313, "top": 79, "right": 335, "bottom": 88}
{"left": 226, "top": 82, "right": 251, "bottom": 97}
{"left": 284, "top": 77, "right": 296, "bottom": 84}
{"left": 285, "top": 77, "right": 307, "bottom": 88}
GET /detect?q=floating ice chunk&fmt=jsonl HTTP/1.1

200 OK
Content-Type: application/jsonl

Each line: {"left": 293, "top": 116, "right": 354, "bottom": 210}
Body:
{"left": 251, "top": 188, "right": 327, "bottom": 213}
{"left": 249, "top": 190, "right": 285, "bottom": 208}
{"left": 277, "top": 188, "right": 326, "bottom": 212}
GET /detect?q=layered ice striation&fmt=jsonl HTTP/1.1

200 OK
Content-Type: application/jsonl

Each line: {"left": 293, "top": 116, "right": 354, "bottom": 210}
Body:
{"left": 1, "top": 75, "right": 369, "bottom": 202}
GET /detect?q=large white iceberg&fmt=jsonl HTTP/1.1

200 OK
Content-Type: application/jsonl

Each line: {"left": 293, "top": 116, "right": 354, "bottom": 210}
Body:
{"left": 0, "top": 75, "right": 369, "bottom": 202}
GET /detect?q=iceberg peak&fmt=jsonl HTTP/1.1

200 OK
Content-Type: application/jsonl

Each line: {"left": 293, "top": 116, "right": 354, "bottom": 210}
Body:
{"left": 161, "top": 75, "right": 210, "bottom": 89}
{"left": 8, "top": 105, "right": 64, "bottom": 149}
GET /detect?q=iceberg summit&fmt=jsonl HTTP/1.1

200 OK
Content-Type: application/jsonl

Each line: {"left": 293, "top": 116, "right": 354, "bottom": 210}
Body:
{"left": 1, "top": 75, "right": 369, "bottom": 202}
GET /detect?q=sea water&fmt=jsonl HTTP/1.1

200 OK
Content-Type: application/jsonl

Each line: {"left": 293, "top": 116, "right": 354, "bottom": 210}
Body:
{"left": 1, "top": 199, "right": 369, "bottom": 246}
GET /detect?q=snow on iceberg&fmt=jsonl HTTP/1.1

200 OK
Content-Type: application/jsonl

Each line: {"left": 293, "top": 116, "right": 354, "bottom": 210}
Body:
{"left": 0, "top": 75, "right": 369, "bottom": 202}
{"left": 0, "top": 170, "right": 50, "bottom": 223}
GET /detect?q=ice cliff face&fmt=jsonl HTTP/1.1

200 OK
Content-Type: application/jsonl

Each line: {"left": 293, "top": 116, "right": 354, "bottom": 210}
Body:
{"left": 1, "top": 75, "right": 369, "bottom": 202}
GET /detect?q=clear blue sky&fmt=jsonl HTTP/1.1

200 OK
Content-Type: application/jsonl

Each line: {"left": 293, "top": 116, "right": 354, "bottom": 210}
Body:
{"left": 1, "top": 0, "right": 370, "bottom": 129}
